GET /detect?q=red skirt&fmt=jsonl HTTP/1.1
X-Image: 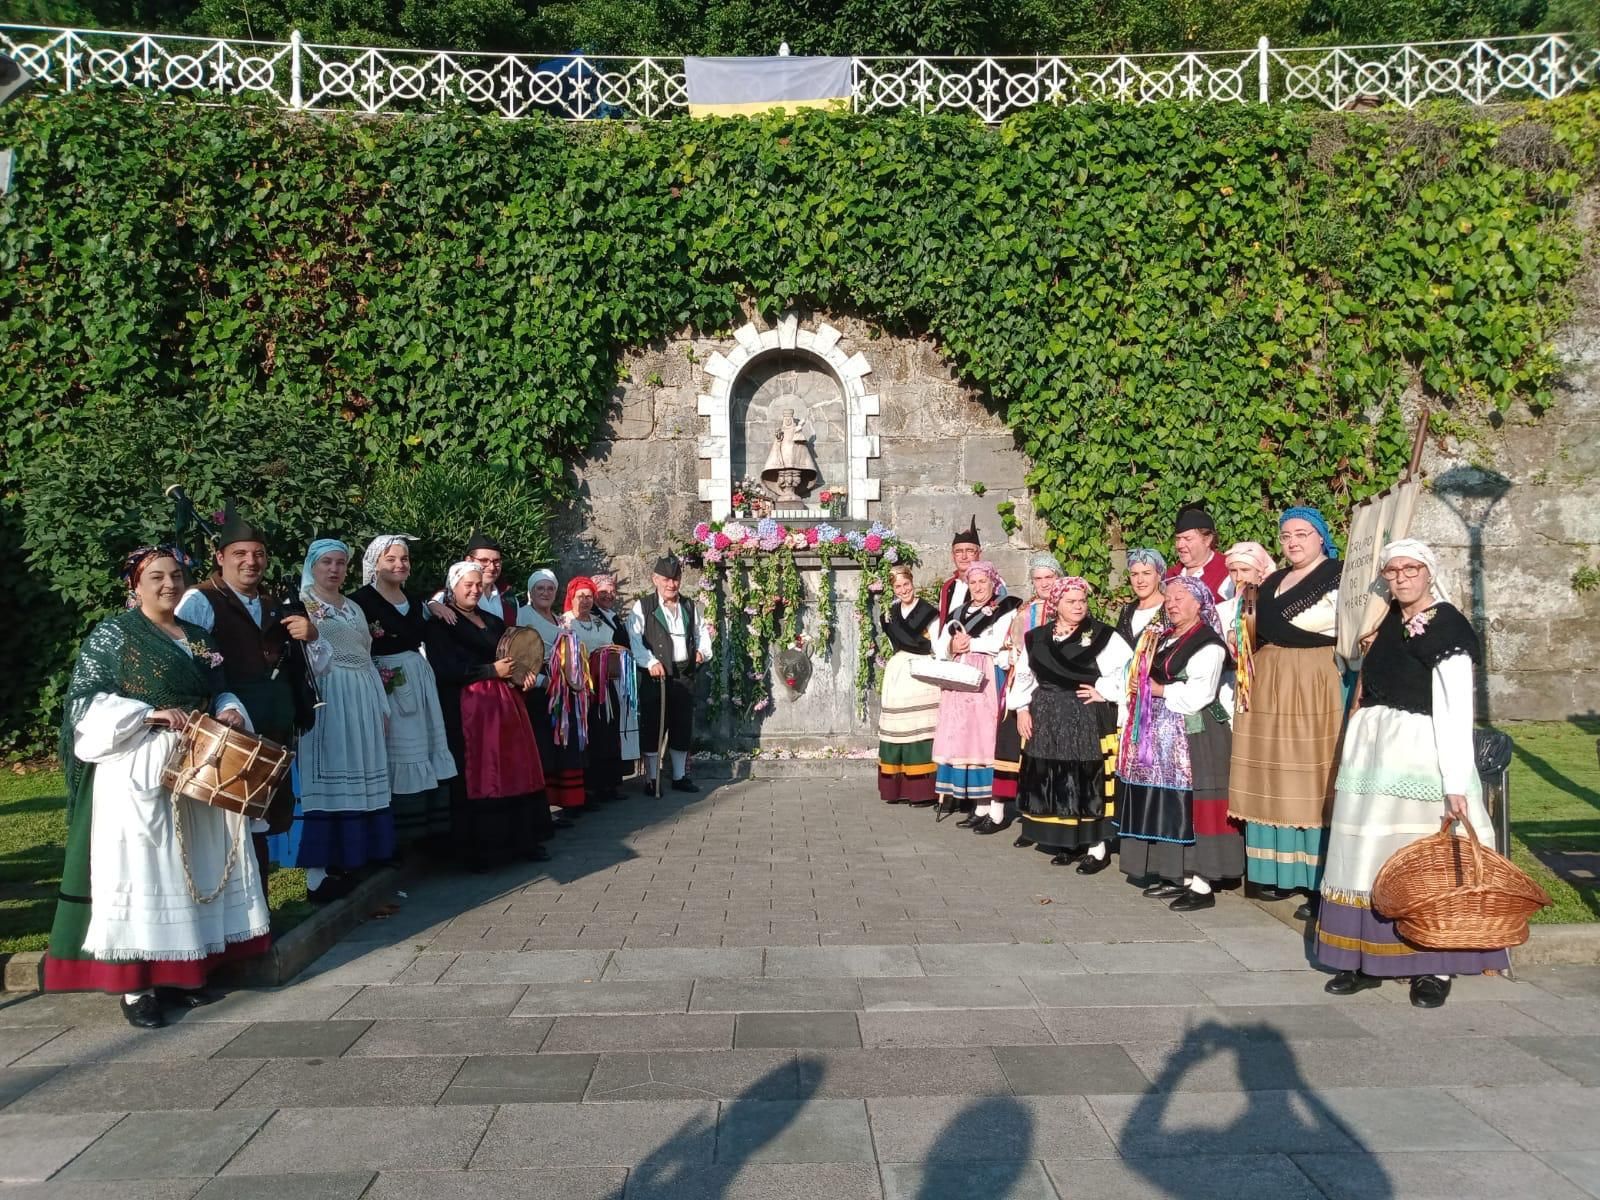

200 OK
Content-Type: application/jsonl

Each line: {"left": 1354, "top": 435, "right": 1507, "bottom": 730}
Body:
{"left": 45, "top": 934, "right": 272, "bottom": 994}
{"left": 461, "top": 680, "right": 544, "bottom": 800}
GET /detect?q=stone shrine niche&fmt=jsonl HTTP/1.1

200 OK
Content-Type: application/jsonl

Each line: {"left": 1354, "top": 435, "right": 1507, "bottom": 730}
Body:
{"left": 732, "top": 352, "right": 844, "bottom": 504}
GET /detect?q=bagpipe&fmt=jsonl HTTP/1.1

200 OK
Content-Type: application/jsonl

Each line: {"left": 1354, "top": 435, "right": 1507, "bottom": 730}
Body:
{"left": 165, "top": 485, "right": 324, "bottom": 734}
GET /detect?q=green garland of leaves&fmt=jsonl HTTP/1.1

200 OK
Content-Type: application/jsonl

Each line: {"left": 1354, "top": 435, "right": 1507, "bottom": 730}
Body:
{"left": 0, "top": 93, "right": 1595, "bottom": 747}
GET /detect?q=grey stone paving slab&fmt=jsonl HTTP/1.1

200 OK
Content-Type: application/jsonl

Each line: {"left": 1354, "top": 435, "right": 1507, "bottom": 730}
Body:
{"left": 1043, "top": 1154, "right": 1326, "bottom": 1200}
{"left": 1200, "top": 928, "right": 1319, "bottom": 972}
{"left": 763, "top": 947, "right": 923, "bottom": 979}
{"left": 470, "top": 1100, "right": 717, "bottom": 1168}
{"left": 857, "top": 976, "right": 1036, "bottom": 1011}
{"left": 0, "top": 1180, "right": 204, "bottom": 1199}
{"left": 439, "top": 1053, "right": 597, "bottom": 1104}
{"left": 0, "top": 1065, "right": 61, "bottom": 1110}
{"left": 213, "top": 1020, "right": 372, "bottom": 1059}
{"left": 716, "top": 1099, "right": 876, "bottom": 1164}
{"left": 1071, "top": 942, "right": 1246, "bottom": 975}
{"left": 1311, "top": 1087, "right": 1518, "bottom": 1152}
{"left": 1039, "top": 1005, "right": 1225, "bottom": 1045}
{"left": 585, "top": 1050, "right": 798, "bottom": 1101}
{"left": 223, "top": 1105, "right": 494, "bottom": 1174}
{"left": 13, "top": 1022, "right": 246, "bottom": 1064}
{"left": 366, "top": 1167, "right": 630, "bottom": 1200}
{"left": 191, "top": 1172, "right": 376, "bottom": 1200}
{"left": 1541, "top": 1152, "right": 1600, "bottom": 1200}
{"left": 798, "top": 1048, "right": 1011, "bottom": 1098}
{"left": 1292, "top": 1150, "right": 1594, "bottom": 1200}
{"left": 4, "top": 1060, "right": 263, "bottom": 1113}
{"left": 735, "top": 1012, "right": 861, "bottom": 1049}
{"left": 344, "top": 1017, "right": 553, "bottom": 1057}
{"left": 1506, "top": 1035, "right": 1600, "bottom": 1085}
{"left": 390, "top": 954, "right": 460, "bottom": 983}
{"left": 867, "top": 1095, "right": 1114, "bottom": 1162}
{"left": 1089, "top": 1090, "right": 1360, "bottom": 1157}
{"left": 879, "top": 1160, "right": 1059, "bottom": 1200}
{"left": 1187, "top": 970, "right": 1393, "bottom": 1007}
{"left": 332, "top": 985, "right": 528, "bottom": 1019}
{"left": 1344, "top": 1000, "right": 1563, "bottom": 1039}
{"left": 542, "top": 1013, "right": 734, "bottom": 1053}
{"left": 1448, "top": 1084, "right": 1600, "bottom": 1151}
{"left": 1506, "top": 996, "right": 1600, "bottom": 1035}
{"left": 914, "top": 944, "right": 1084, "bottom": 977}
{"left": 992, "top": 1044, "right": 1150, "bottom": 1096}
{"left": 1124, "top": 1035, "right": 1572, "bottom": 1092}
{"left": 0, "top": 994, "right": 129, "bottom": 1027}
{"left": 690, "top": 979, "right": 865, "bottom": 1013}
{"left": 0, "top": 1028, "right": 65, "bottom": 1067}
{"left": 297, "top": 944, "right": 427, "bottom": 987}
{"left": 858, "top": 1010, "right": 1054, "bottom": 1049}
{"left": 623, "top": 1162, "right": 884, "bottom": 1200}
{"left": 0, "top": 1110, "right": 124, "bottom": 1182}
{"left": 1521, "top": 966, "right": 1600, "bottom": 999}
{"left": 509, "top": 980, "right": 693, "bottom": 1015}
{"left": 435, "top": 950, "right": 613, "bottom": 984}
{"left": 1019, "top": 975, "right": 1213, "bottom": 1009}
{"left": 605, "top": 949, "right": 766, "bottom": 980}
{"left": 222, "top": 1055, "right": 463, "bottom": 1108}
{"left": 59, "top": 1108, "right": 272, "bottom": 1180}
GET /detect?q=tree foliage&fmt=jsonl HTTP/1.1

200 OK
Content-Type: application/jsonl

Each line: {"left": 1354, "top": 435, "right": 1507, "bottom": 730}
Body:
{"left": 0, "top": 92, "right": 1593, "bottom": 751}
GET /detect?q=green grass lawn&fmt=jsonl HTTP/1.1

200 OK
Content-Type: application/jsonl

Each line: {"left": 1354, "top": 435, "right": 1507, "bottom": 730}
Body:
{"left": 0, "top": 766, "right": 313, "bottom": 956}
{"left": 1499, "top": 716, "right": 1599, "bottom": 924}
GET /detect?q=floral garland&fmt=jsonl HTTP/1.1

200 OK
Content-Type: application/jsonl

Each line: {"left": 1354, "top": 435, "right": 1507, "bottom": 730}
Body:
{"left": 678, "top": 517, "right": 918, "bottom": 720}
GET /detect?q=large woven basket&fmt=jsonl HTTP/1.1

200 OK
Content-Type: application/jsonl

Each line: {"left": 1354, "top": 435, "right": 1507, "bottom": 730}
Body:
{"left": 1371, "top": 817, "right": 1552, "bottom": 950}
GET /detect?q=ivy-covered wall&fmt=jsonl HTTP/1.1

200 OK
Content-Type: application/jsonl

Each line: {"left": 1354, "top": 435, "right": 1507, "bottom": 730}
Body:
{"left": 0, "top": 92, "right": 1596, "bottom": 750}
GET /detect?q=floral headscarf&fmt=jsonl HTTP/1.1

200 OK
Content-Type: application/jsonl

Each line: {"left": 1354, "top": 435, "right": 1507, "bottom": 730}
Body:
{"left": 966, "top": 560, "right": 1004, "bottom": 594}
{"left": 1166, "top": 574, "right": 1223, "bottom": 638}
{"left": 446, "top": 560, "right": 483, "bottom": 595}
{"left": 1224, "top": 541, "right": 1277, "bottom": 581}
{"left": 300, "top": 538, "right": 351, "bottom": 596}
{"left": 120, "top": 544, "right": 192, "bottom": 608}
{"left": 361, "top": 533, "right": 416, "bottom": 586}
{"left": 1043, "top": 576, "right": 1092, "bottom": 609}
{"left": 1126, "top": 547, "right": 1168, "bottom": 577}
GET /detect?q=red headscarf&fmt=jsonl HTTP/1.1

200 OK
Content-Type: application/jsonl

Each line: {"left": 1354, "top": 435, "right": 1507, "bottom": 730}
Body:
{"left": 563, "top": 575, "right": 598, "bottom": 614}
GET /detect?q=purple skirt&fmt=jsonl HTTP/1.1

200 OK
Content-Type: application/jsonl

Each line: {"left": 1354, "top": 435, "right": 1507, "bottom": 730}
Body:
{"left": 1315, "top": 896, "right": 1511, "bottom": 978}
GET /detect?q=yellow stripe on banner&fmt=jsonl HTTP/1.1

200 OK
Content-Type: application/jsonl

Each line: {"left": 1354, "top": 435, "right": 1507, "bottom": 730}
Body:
{"left": 1315, "top": 929, "right": 1416, "bottom": 956}
{"left": 688, "top": 96, "right": 849, "bottom": 118}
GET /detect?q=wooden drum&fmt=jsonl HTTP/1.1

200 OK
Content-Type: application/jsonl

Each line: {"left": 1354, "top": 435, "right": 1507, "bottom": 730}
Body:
{"left": 160, "top": 713, "right": 293, "bottom": 822}
{"left": 496, "top": 626, "right": 546, "bottom": 680}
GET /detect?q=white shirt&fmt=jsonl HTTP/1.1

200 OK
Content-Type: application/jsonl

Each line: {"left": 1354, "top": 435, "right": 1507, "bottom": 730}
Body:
{"left": 176, "top": 585, "right": 332, "bottom": 675}
{"left": 1007, "top": 628, "right": 1135, "bottom": 715}
{"left": 1161, "top": 641, "right": 1233, "bottom": 717}
{"left": 1178, "top": 552, "right": 1237, "bottom": 600}
{"left": 934, "top": 604, "right": 1013, "bottom": 660}
{"left": 1432, "top": 653, "right": 1476, "bottom": 796}
{"left": 627, "top": 596, "right": 714, "bottom": 670}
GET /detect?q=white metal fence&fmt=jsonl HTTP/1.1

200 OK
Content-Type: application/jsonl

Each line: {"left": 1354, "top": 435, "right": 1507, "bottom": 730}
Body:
{"left": 2, "top": 25, "right": 1596, "bottom": 121}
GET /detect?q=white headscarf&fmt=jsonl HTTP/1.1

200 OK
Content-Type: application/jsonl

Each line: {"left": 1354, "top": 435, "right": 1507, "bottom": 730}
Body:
{"left": 362, "top": 533, "right": 416, "bottom": 586}
{"left": 446, "top": 560, "right": 484, "bottom": 597}
{"left": 526, "top": 568, "right": 558, "bottom": 599}
{"left": 300, "top": 538, "right": 351, "bottom": 596}
{"left": 1381, "top": 538, "right": 1449, "bottom": 604}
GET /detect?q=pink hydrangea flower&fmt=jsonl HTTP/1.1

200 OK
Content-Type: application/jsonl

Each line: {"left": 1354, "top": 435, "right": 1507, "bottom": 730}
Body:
{"left": 712, "top": 532, "right": 732, "bottom": 550}
{"left": 831, "top": 533, "right": 846, "bottom": 544}
{"left": 864, "top": 533, "right": 883, "bottom": 552}
{"left": 805, "top": 527, "right": 820, "bottom": 546}
{"left": 694, "top": 522, "right": 711, "bottom": 542}
{"left": 703, "top": 547, "right": 723, "bottom": 564}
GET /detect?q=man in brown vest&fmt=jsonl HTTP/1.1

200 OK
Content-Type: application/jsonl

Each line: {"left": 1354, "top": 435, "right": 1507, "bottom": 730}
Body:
{"left": 177, "top": 502, "right": 327, "bottom": 882}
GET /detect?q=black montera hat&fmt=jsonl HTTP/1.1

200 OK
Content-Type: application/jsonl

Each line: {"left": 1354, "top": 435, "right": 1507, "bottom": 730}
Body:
{"left": 214, "top": 501, "right": 266, "bottom": 551}
{"left": 465, "top": 528, "right": 501, "bottom": 553}
{"left": 1174, "top": 504, "right": 1216, "bottom": 534}
{"left": 952, "top": 515, "right": 981, "bottom": 548}
{"left": 652, "top": 553, "right": 683, "bottom": 580}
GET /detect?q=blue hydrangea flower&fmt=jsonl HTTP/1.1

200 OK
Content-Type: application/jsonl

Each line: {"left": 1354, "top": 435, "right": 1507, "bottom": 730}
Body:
{"left": 756, "top": 517, "right": 779, "bottom": 540}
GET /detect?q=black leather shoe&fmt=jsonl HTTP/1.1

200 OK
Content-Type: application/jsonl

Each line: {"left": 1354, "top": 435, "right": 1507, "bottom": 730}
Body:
{"left": 120, "top": 993, "right": 165, "bottom": 1028}
{"left": 1142, "top": 881, "right": 1186, "bottom": 899}
{"left": 1410, "top": 976, "right": 1452, "bottom": 1009}
{"left": 1294, "top": 899, "right": 1316, "bottom": 921}
{"left": 671, "top": 776, "right": 699, "bottom": 793}
{"left": 1325, "top": 970, "right": 1382, "bottom": 996}
{"left": 643, "top": 778, "right": 659, "bottom": 797}
{"left": 976, "top": 816, "right": 1013, "bottom": 835}
{"left": 968, "top": 815, "right": 994, "bottom": 834}
{"left": 1169, "top": 889, "right": 1215, "bottom": 912}
{"left": 1013, "top": 834, "right": 1034, "bottom": 848}
{"left": 1076, "top": 854, "right": 1113, "bottom": 875}
{"left": 157, "top": 986, "right": 223, "bottom": 1010}
{"left": 1252, "top": 885, "right": 1295, "bottom": 902}
{"left": 956, "top": 814, "right": 979, "bottom": 828}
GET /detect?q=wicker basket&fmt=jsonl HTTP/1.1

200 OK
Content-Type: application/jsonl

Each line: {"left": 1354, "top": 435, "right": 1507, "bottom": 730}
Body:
{"left": 1371, "top": 817, "right": 1552, "bottom": 950}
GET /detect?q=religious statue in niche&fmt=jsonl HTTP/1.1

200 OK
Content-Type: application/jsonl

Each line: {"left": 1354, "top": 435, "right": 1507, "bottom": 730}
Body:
{"left": 760, "top": 408, "right": 820, "bottom": 501}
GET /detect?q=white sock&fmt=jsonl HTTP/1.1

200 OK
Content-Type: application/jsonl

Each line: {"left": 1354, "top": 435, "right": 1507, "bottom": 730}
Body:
{"left": 1087, "top": 842, "right": 1107, "bottom": 861}
{"left": 306, "top": 868, "right": 328, "bottom": 890}
{"left": 1187, "top": 877, "right": 1213, "bottom": 895}
{"left": 1434, "top": 974, "right": 1451, "bottom": 981}
{"left": 987, "top": 799, "right": 1006, "bottom": 821}
{"left": 645, "top": 753, "right": 660, "bottom": 782}
{"left": 124, "top": 990, "right": 153, "bottom": 1003}
{"left": 669, "top": 750, "right": 688, "bottom": 780}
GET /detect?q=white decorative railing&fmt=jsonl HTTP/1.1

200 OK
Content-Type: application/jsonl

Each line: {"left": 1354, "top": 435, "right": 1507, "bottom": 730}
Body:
{"left": 1, "top": 25, "right": 1595, "bottom": 121}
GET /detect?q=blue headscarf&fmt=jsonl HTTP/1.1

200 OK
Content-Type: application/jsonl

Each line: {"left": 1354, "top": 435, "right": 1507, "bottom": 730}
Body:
{"left": 1126, "top": 547, "right": 1168, "bottom": 576}
{"left": 1280, "top": 507, "right": 1339, "bottom": 559}
{"left": 301, "top": 538, "right": 352, "bottom": 595}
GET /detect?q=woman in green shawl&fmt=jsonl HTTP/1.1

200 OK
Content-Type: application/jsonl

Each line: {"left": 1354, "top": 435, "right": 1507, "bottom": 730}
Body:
{"left": 44, "top": 546, "right": 271, "bottom": 1028}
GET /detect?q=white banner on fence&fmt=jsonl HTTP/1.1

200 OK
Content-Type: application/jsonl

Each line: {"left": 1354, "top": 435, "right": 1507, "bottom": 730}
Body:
{"left": 1336, "top": 477, "right": 1421, "bottom": 665}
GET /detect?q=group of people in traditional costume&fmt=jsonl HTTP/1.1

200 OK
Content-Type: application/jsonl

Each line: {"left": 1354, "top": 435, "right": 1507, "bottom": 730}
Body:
{"left": 44, "top": 496, "right": 716, "bottom": 1026}
{"left": 877, "top": 509, "right": 1507, "bottom": 1009}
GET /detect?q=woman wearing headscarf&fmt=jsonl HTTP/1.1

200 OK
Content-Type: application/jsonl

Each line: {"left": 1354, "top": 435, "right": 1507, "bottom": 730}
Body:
{"left": 931, "top": 561, "right": 1023, "bottom": 826}
{"left": 1117, "top": 576, "right": 1244, "bottom": 911}
{"left": 1218, "top": 541, "right": 1277, "bottom": 721}
{"left": 1010, "top": 577, "right": 1133, "bottom": 869}
{"left": 562, "top": 576, "right": 614, "bottom": 804}
{"left": 517, "top": 568, "right": 586, "bottom": 817}
{"left": 993, "top": 552, "right": 1064, "bottom": 836}
{"left": 44, "top": 546, "right": 269, "bottom": 1027}
{"left": 352, "top": 535, "right": 458, "bottom": 852}
{"left": 1228, "top": 508, "right": 1343, "bottom": 918}
{"left": 1115, "top": 549, "right": 1168, "bottom": 648}
{"left": 877, "top": 564, "right": 942, "bottom": 805}
{"left": 426, "top": 562, "right": 550, "bottom": 869}
{"left": 285, "top": 539, "right": 393, "bottom": 902}
{"left": 1317, "top": 540, "right": 1506, "bottom": 1008}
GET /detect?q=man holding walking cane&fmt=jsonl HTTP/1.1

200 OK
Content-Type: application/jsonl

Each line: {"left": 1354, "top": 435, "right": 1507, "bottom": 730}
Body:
{"left": 628, "top": 554, "right": 714, "bottom": 795}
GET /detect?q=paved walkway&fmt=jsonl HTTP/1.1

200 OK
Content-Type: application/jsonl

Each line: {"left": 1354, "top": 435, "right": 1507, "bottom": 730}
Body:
{"left": 2, "top": 772, "right": 1598, "bottom": 1199}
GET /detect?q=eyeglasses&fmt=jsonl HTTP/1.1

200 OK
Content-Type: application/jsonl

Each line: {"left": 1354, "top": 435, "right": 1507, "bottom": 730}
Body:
{"left": 470, "top": 555, "right": 502, "bottom": 567}
{"left": 1380, "top": 563, "right": 1427, "bottom": 581}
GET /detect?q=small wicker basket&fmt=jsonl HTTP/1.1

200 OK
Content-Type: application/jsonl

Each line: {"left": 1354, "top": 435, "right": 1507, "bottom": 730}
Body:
{"left": 1371, "top": 817, "right": 1552, "bottom": 951}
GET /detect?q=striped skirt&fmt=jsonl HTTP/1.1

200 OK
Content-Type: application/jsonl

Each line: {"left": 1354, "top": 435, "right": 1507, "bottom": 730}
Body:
{"left": 878, "top": 651, "right": 941, "bottom": 803}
